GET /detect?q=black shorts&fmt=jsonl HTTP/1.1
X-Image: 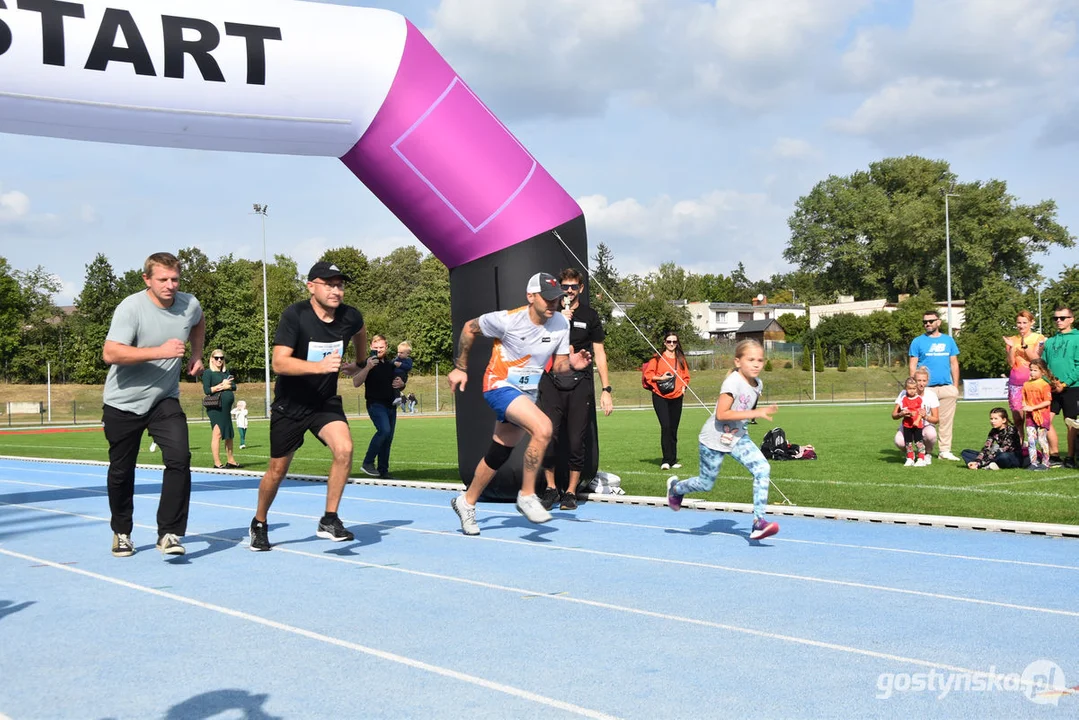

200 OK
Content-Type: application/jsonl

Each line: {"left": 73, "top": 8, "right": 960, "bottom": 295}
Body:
{"left": 269, "top": 396, "right": 348, "bottom": 459}
{"left": 1051, "top": 386, "right": 1079, "bottom": 420}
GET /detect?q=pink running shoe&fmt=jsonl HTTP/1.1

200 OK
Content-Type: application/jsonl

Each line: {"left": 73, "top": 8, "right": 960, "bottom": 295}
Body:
{"left": 750, "top": 517, "right": 779, "bottom": 540}
{"left": 666, "top": 476, "right": 683, "bottom": 511}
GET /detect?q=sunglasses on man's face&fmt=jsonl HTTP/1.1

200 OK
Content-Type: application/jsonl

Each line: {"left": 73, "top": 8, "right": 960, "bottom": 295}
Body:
{"left": 1053, "top": 316, "right": 1073, "bottom": 321}
{"left": 922, "top": 319, "right": 938, "bottom": 325}
{"left": 561, "top": 284, "right": 579, "bottom": 291}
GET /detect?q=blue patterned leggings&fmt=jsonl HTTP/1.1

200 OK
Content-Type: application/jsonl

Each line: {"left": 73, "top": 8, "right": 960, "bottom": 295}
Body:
{"left": 671, "top": 435, "right": 771, "bottom": 519}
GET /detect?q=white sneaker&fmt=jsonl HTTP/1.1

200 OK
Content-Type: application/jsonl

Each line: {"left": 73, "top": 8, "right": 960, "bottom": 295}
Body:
{"left": 672, "top": 463, "right": 682, "bottom": 469}
{"left": 148, "top": 441, "right": 158, "bottom": 453}
{"left": 660, "top": 463, "right": 671, "bottom": 470}
{"left": 923, "top": 455, "right": 931, "bottom": 465}
{"left": 1065, "top": 418, "right": 1079, "bottom": 430}
{"left": 904, "top": 458, "right": 915, "bottom": 466}
{"left": 451, "top": 494, "right": 480, "bottom": 536}
{"left": 914, "top": 458, "right": 927, "bottom": 467}
{"left": 239, "top": 444, "right": 246, "bottom": 449}
{"left": 986, "top": 462, "right": 1000, "bottom": 470}
{"left": 515, "top": 493, "right": 553, "bottom": 524}
{"left": 939, "top": 451, "right": 961, "bottom": 462}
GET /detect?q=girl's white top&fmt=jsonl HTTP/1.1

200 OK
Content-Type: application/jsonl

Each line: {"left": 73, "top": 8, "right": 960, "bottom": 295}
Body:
{"left": 699, "top": 372, "right": 762, "bottom": 452}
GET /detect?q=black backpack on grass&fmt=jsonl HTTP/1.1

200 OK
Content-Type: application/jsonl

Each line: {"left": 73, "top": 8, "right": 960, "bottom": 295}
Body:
{"left": 761, "top": 427, "right": 795, "bottom": 461}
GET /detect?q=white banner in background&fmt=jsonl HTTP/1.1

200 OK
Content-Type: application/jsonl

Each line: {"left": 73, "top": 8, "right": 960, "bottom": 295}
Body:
{"left": 963, "top": 378, "right": 1009, "bottom": 400}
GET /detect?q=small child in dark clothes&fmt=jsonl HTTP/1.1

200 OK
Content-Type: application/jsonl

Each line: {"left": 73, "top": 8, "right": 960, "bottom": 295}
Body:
{"left": 961, "top": 407, "right": 1023, "bottom": 470}
{"left": 391, "top": 341, "right": 413, "bottom": 407}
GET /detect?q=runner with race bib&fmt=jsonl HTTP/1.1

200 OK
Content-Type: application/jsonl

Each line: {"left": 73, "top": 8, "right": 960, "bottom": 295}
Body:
{"left": 448, "top": 272, "right": 593, "bottom": 535}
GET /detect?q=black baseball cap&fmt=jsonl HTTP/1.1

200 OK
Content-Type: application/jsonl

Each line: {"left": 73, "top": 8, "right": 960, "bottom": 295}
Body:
{"left": 308, "top": 261, "right": 351, "bottom": 282}
{"left": 526, "top": 272, "right": 564, "bottom": 301}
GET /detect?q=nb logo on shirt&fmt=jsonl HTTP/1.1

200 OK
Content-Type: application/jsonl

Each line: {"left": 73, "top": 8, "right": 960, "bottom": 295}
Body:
{"left": 928, "top": 343, "right": 948, "bottom": 354}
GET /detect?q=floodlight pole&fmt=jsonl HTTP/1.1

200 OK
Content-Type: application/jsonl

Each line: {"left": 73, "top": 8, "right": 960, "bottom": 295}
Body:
{"left": 253, "top": 204, "right": 271, "bottom": 418}
{"left": 944, "top": 192, "right": 958, "bottom": 335}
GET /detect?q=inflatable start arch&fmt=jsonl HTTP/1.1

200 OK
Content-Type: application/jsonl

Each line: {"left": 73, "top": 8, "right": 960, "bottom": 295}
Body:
{"left": 0, "top": 0, "right": 596, "bottom": 496}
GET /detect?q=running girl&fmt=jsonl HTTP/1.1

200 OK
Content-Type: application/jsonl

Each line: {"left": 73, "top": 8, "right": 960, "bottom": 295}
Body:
{"left": 666, "top": 339, "right": 780, "bottom": 540}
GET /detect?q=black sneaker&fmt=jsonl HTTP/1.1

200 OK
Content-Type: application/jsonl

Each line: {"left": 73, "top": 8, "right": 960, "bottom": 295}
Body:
{"left": 249, "top": 518, "right": 271, "bottom": 552}
{"left": 156, "top": 533, "right": 185, "bottom": 555}
{"left": 1048, "top": 455, "right": 1063, "bottom": 469}
{"left": 1064, "top": 457, "right": 1077, "bottom": 470}
{"left": 316, "top": 515, "right": 355, "bottom": 542}
{"left": 560, "top": 492, "right": 578, "bottom": 511}
{"left": 360, "top": 462, "right": 379, "bottom": 477}
{"left": 539, "top": 486, "right": 561, "bottom": 510}
{"left": 111, "top": 532, "right": 135, "bottom": 557}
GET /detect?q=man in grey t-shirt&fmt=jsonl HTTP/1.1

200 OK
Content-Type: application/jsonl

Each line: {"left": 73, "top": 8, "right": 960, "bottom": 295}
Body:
{"left": 102, "top": 252, "right": 204, "bottom": 558}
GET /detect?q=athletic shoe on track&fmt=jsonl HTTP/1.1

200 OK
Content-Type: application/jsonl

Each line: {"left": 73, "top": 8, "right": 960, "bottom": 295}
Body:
{"left": 156, "top": 533, "right": 185, "bottom": 555}
{"left": 666, "top": 476, "right": 683, "bottom": 511}
{"left": 750, "top": 517, "right": 780, "bottom": 541}
{"left": 249, "top": 518, "right": 271, "bottom": 551}
{"left": 515, "top": 493, "right": 553, "bottom": 524}
{"left": 451, "top": 495, "right": 480, "bottom": 536}
{"left": 539, "top": 486, "right": 561, "bottom": 511}
{"left": 316, "top": 515, "right": 355, "bottom": 542}
{"left": 111, "top": 533, "right": 135, "bottom": 557}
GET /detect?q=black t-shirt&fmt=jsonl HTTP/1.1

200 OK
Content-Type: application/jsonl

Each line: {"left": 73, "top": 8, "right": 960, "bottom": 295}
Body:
{"left": 363, "top": 356, "right": 401, "bottom": 406}
{"left": 272, "top": 300, "right": 364, "bottom": 412}
{"left": 568, "top": 303, "right": 605, "bottom": 358}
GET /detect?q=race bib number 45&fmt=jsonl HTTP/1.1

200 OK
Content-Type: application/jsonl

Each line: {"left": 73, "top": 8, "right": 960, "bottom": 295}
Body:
{"left": 508, "top": 366, "right": 542, "bottom": 392}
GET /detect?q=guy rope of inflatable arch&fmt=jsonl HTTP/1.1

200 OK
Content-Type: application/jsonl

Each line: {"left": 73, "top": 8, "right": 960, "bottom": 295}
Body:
{"left": 551, "top": 229, "right": 795, "bottom": 506}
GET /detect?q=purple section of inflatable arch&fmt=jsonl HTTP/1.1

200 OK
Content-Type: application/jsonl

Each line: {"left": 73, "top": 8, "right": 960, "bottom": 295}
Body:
{"left": 339, "top": 21, "right": 581, "bottom": 269}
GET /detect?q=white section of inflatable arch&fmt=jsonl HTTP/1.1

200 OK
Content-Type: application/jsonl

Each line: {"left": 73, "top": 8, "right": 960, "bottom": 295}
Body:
{"left": 0, "top": 0, "right": 403, "bottom": 155}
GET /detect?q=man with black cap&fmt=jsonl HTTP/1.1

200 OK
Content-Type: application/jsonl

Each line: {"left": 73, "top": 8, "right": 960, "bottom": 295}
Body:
{"left": 447, "top": 272, "right": 593, "bottom": 536}
{"left": 249, "top": 261, "right": 366, "bottom": 551}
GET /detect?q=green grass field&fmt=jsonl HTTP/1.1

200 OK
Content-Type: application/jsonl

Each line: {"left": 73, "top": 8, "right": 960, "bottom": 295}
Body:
{"left": 2, "top": 400, "right": 1077, "bottom": 526}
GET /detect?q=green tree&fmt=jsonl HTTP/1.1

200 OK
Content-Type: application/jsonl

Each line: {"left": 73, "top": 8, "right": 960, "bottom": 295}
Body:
{"left": 320, "top": 247, "right": 370, "bottom": 295}
{"left": 69, "top": 254, "right": 123, "bottom": 383}
{"left": 956, "top": 276, "right": 1026, "bottom": 378}
{"left": 1041, "top": 265, "right": 1079, "bottom": 334}
{"left": 801, "top": 344, "right": 811, "bottom": 372}
{"left": 9, "top": 266, "right": 61, "bottom": 383}
{"left": 646, "top": 262, "right": 692, "bottom": 302}
{"left": 815, "top": 313, "right": 869, "bottom": 359}
{"left": 589, "top": 241, "right": 622, "bottom": 320}
{"left": 398, "top": 254, "right": 452, "bottom": 373}
{"left": 814, "top": 339, "right": 824, "bottom": 372}
{"left": 0, "top": 258, "right": 24, "bottom": 378}
{"left": 838, "top": 345, "right": 848, "bottom": 372}
{"left": 603, "top": 298, "right": 695, "bottom": 371}
{"left": 777, "top": 312, "right": 809, "bottom": 344}
{"left": 785, "top": 155, "right": 1074, "bottom": 300}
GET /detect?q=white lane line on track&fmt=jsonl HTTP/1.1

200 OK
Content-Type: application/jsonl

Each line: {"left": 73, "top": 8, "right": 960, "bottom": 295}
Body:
{"left": 3, "top": 493, "right": 1079, "bottom": 619}
{"left": 0, "top": 545, "right": 621, "bottom": 720}
{"left": 3, "top": 459, "right": 1079, "bottom": 498}
{"left": 0, "top": 511, "right": 1051, "bottom": 691}
{"left": 5, "top": 475, "right": 1079, "bottom": 572}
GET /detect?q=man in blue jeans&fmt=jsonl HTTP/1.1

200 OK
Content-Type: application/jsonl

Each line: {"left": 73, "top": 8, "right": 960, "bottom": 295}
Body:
{"left": 354, "top": 334, "right": 406, "bottom": 478}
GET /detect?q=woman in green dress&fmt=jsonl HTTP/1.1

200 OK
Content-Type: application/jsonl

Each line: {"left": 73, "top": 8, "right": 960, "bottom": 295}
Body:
{"left": 203, "top": 348, "right": 238, "bottom": 468}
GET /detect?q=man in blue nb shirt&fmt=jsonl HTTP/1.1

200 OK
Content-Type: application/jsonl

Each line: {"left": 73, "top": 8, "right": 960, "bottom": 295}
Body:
{"left": 909, "top": 309, "right": 960, "bottom": 462}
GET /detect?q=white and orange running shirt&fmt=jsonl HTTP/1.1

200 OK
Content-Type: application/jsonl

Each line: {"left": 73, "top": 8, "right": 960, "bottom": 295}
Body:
{"left": 478, "top": 306, "right": 571, "bottom": 396}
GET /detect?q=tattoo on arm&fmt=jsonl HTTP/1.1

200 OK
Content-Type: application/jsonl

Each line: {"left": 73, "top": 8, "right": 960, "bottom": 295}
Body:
{"left": 455, "top": 319, "right": 479, "bottom": 370}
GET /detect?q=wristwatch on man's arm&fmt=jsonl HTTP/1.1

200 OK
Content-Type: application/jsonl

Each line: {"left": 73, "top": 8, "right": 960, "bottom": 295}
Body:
{"left": 602, "top": 386, "right": 613, "bottom": 393}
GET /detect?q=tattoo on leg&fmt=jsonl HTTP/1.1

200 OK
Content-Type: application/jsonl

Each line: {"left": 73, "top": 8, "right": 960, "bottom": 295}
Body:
{"left": 524, "top": 446, "right": 540, "bottom": 472}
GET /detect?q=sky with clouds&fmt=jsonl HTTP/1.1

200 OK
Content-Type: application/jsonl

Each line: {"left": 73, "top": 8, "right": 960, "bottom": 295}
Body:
{"left": 2, "top": 0, "right": 1078, "bottom": 304}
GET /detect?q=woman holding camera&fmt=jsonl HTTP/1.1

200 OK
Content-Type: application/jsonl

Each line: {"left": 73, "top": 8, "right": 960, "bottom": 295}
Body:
{"left": 202, "top": 348, "right": 239, "bottom": 469}
{"left": 643, "top": 332, "right": 691, "bottom": 470}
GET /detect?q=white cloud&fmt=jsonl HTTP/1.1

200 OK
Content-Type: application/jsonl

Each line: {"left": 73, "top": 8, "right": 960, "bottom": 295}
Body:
{"left": 836, "top": 0, "right": 1079, "bottom": 142}
{"left": 78, "top": 204, "right": 99, "bottom": 224}
{"left": 832, "top": 76, "right": 1018, "bottom": 142}
{"left": 424, "top": 0, "right": 867, "bottom": 118}
{"left": 771, "top": 137, "right": 819, "bottom": 159}
{"left": 0, "top": 189, "right": 31, "bottom": 222}
{"left": 578, "top": 190, "right": 792, "bottom": 281}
